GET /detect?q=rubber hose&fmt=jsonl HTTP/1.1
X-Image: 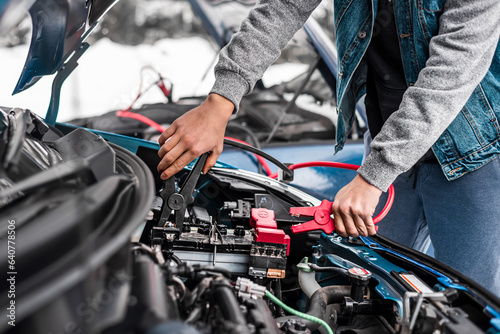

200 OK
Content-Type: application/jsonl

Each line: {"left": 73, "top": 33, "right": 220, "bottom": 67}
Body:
{"left": 275, "top": 285, "right": 351, "bottom": 331}
{"left": 212, "top": 281, "right": 247, "bottom": 326}
{"left": 298, "top": 268, "right": 322, "bottom": 298}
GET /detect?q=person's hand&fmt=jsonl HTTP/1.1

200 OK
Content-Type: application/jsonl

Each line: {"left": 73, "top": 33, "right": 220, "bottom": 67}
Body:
{"left": 157, "top": 93, "right": 234, "bottom": 180}
{"left": 331, "top": 174, "right": 382, "bottom": 238}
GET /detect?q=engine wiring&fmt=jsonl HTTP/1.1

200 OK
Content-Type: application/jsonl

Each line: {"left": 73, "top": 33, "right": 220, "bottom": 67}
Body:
{"left": 265, "top": 290, "right": 334, "bottom": 334}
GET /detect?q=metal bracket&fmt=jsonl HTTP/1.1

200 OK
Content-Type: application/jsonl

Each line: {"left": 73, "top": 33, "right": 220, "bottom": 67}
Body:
{"left": 45, "top": 42, "right": 90, "bottom": 126}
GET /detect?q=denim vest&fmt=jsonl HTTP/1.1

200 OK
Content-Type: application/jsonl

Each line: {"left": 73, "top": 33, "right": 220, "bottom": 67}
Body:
{"left": 334, "top": 0, "right": 500, "bottom": 181}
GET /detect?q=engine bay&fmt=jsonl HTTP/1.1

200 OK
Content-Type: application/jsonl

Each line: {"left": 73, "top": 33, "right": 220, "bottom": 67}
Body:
{"left": 1, "top": 109, "right": 500, "bottom": 334}
{"left": 134, "top": 156, "right": 497, "bottom": 334}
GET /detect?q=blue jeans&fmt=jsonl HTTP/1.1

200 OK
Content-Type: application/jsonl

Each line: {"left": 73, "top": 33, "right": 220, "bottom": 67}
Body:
{"left": 375, "top": 158, "right": 500, "bottom": 297}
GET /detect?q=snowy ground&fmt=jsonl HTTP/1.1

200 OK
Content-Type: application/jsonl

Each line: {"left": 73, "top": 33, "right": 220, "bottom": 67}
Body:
{"left": 0, "top": 36, "right": 309, "bottom": 122}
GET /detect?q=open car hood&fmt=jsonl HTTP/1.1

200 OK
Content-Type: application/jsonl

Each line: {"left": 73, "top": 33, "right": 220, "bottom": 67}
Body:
{"left": 5, "top": 0, "right": 118, "bottom": 95}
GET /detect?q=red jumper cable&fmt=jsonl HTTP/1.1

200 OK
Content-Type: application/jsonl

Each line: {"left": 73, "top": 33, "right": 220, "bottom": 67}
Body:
{"left": 116, "top": 107, "right": 393, "bottom": 231}
{"left": 269, "top": 161, "right": 395, "bottom": 234}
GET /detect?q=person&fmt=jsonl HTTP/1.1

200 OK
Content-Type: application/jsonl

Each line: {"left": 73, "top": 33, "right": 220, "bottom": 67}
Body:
{"left": 157, "top": 0, "right": 500, "bottom": 296}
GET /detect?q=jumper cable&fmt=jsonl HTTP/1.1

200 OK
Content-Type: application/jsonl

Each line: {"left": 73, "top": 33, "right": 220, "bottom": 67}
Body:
{"left": 275, "top": 161, "right": 395, "bottom": 234}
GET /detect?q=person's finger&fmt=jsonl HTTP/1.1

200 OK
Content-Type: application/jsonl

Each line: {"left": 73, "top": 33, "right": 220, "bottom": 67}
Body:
{"left": 353, "top": 214, "right": 368, "bottom": 237}
{"left": 158, "top": 144, "right": 186, "bottom": 175}
{"left": 339, "top": 210, "right": 359, "bottom": 238}
{"left": 158, "top": 134, "right": 181, "bottom": 158}
{"left": 364, "top": 216, "right": 377, "bottom": 235}
{"left": 161, "top": 152, "right": 197, "bottom": 180}
{"left": 333, "top": 215, "right": 346, "bottom": 237}
{"left": 332, "top": 202, "right": 345, "bottom": 237}
{"left": 203, "top": 150, "right": 220, "bottom": 174}
{"left": 158, "top": 123, "right": 177, "bottom": 146}
{"left": 333, "top": 205, "right": 352, "bottom": 238}
{"left": 333, "top": 200, "right": 360, "bottom": 238}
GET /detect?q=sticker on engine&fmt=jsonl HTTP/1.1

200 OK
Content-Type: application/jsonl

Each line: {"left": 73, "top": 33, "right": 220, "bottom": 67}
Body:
{"left": 399, "top": 274, "right": 434, "bottom": 293}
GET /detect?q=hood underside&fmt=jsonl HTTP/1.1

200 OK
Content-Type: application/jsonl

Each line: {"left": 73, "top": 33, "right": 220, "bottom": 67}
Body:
{"left": 2, "top": 0, "right": 118, "bottom": 95}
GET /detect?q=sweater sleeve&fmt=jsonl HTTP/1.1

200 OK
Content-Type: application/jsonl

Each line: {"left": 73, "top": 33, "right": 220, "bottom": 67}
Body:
{"left": 358, "top": 0, "right": 500, "bottom": 191}
{"left": 210, "top": 0, "right": 322, "bottom": 111}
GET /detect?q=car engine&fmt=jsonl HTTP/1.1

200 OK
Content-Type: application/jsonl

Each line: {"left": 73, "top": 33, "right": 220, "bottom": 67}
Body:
{"left": 1, "top": 107, "right": 499, "bottom": 334}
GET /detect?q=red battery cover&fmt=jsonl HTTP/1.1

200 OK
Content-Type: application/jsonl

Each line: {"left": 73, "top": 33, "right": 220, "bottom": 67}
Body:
{"left": 250, "top": 208, "right": 290, "bottom": 255}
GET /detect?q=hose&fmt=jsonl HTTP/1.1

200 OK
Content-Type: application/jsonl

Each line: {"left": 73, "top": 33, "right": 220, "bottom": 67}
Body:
{"left": 223, "top": 138, "right": 293, "bottom": 178}
{"left": 171, "top": 275, "right": 187, "bottom": 302}
{"left": 272, "top": 285, "right": 351, "bottom": 333}
{"left": 298, "top": 266, "right": 322, "bottom": 298}
{"left": 195, "top": 265, "right": 232, "bottom": 278}
{"left": 309, "top": 264, "right": 348, "bottom": 276}
{"left": 266, "top": 290, "right": 336, "bottom": 334}
{"left": 226, "top": 122, "right": 264, "bottom": 174}
{"left": 212, "top": 280, "right": 248, "bottom": 326}
{"left": 224, "top": 136, "right": 272, "bottom": 175}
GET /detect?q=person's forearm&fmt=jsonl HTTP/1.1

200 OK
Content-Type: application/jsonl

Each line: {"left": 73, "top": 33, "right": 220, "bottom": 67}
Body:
{"left": 359, "top": 0, "right": 500, "bottom": 191}
{"left": 210, "top": 0, "right": 322, "bottom": 111}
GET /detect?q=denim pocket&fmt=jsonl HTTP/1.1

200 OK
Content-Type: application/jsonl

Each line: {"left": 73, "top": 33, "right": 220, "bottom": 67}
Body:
{"left": 441, "top": 86, "right": 500, "bottom": 157}
{"left": 416, "top": 0, "right": 445, "bottom": 43}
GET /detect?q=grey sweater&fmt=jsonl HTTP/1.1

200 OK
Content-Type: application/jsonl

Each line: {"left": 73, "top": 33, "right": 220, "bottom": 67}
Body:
{"left": 210, "top": 0, "right": 500, "bottom": 191}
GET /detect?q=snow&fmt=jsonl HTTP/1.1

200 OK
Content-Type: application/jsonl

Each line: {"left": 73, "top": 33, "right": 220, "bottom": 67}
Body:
{"left": 0, "top": 36, "right": 309, "bottom": 122}
{"left": 0, "top": 37, "right": 217, "bottom": 121}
